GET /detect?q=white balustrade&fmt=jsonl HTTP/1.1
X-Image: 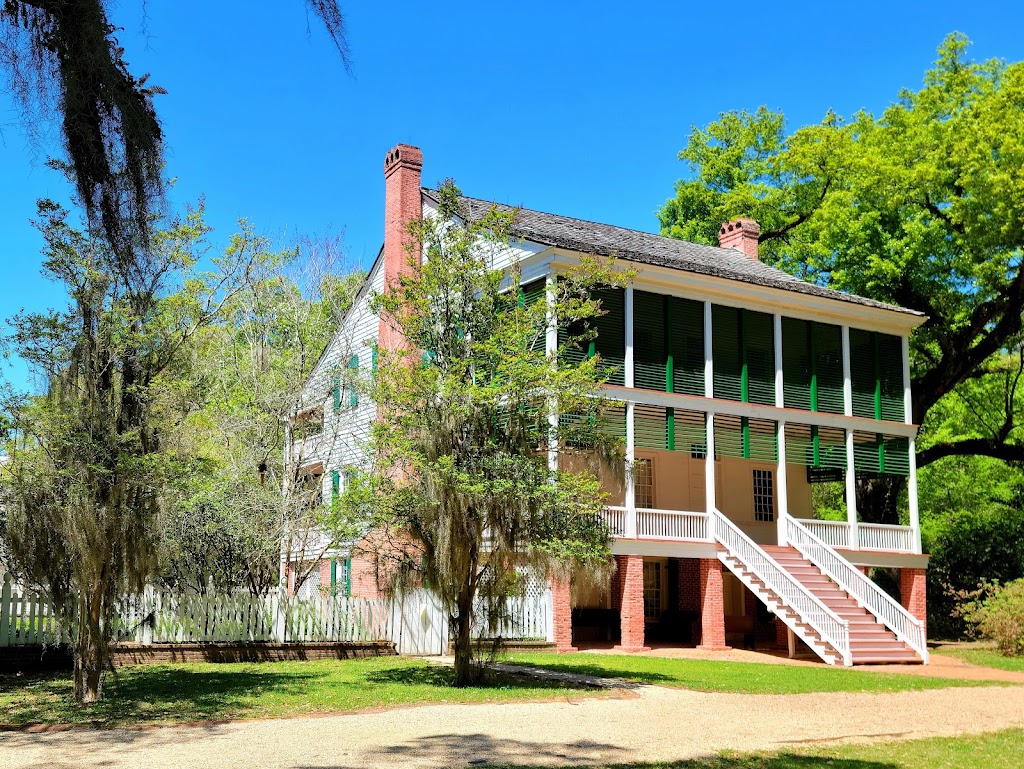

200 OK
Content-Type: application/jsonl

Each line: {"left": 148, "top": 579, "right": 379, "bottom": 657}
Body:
{"left": 637, "top": 509, "right": 709, "bottom": 541}
{"left": 711, "top": 509, "right": 852, "bottom": 666}
{"left": 858, "top": 523, "right": 916, "bottom": 552}
{"left": 784, "top": 517, "right": 928, "bottom": 662}
{"left": 791, "top": 519, "right": 915, "bottom": 553}
{"left": 600, "top": 506, "right": 628, "bottom": 537}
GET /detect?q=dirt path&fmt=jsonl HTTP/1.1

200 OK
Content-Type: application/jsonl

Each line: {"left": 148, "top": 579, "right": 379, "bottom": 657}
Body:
{"left": 3, "top": 683, "right": 1023, "bottom": 769}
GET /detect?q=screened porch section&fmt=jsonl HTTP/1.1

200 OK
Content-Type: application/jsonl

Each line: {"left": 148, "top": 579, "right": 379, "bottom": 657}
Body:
{"left": 538, "top": 280, "right": 922, "bottom": 556}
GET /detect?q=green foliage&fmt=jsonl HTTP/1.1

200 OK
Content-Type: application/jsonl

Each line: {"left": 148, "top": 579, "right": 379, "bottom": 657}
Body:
{"left": 925, "top": 507, "right": 1024, "bottom": 638}
{"left": 0, "top": 198, "right": 264, "bottom": 701}
{"left": 659, "top": 34, "right": 1024, "bottom": 520}
{"left": 957, "top": 579, "right": 1024, "bottom": 656}
{"left": 336, "top": 179, "right": 629, "bottom": 685}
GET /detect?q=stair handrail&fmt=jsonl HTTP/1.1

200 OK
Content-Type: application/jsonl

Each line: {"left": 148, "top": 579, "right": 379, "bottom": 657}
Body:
{"left": 710, "top": 508, "right": 851, "bottom": 666}
{"left": 784, "top": 516, "right": 928, "bottom": 663}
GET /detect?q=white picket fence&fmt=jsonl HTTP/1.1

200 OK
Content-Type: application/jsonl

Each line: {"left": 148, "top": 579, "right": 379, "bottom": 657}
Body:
{"left": 0, "top": 575, "right": 552, "bottom": 655}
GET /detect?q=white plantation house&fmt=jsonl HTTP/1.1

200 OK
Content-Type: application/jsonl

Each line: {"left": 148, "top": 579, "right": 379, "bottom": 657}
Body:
{"left": 284, "top": 144, "right": 930, "bottom": 665}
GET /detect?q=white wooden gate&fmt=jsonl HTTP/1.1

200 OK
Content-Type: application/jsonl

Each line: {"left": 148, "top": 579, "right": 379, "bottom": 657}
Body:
{"left": 388, "top": 590, "right": 448, "bottom": 655}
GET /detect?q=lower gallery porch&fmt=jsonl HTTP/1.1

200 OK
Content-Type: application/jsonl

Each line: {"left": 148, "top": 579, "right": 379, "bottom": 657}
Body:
{"left": 550, "top": 555, "right": 928, "bottom": 656}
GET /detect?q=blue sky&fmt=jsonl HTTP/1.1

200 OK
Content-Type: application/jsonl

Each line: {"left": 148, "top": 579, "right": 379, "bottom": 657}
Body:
{"left": 2, "top": 1, "right": 1022, "bottom": 391}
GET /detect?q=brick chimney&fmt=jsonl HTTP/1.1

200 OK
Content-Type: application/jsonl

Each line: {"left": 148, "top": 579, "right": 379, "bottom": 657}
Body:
{"left": 718, "top": 218, "right": 760, "bottom": 261}
{"left": 379, "top": 144, "right": 423, "bottom": 350}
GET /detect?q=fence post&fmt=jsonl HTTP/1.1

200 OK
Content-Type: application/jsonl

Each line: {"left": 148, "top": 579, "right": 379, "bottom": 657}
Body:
{"left": 141, "top": 585, "right": 154, "bottom": 646}
{"left": 0, "top": 576, "right": 11, "bottom": 647}
{"left": 272, "top": 585, "right": 288, "bottom": 643}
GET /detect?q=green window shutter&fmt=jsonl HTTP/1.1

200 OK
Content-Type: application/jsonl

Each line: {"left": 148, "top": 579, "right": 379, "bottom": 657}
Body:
{"left": 371, "top": 343, "right": 378, "bottom": 375}
{"left": 744, "top": 310, "right": 775, "bottom": 406}
{"left": 669, "top": 297, "right": 705, "bottom": 396}
{"left": 593, "top": 287, "right": 626, "bottom": 385}
{"left": 634, "top": 404, "right": 668, "bottom": 449}
{"left": 782, "top": 317, "right": 812, "bottom": 410}
{"left": 746, "top": 418, "right": 778, "bottom": 462}
{"left": 345, "top": 557, "right": 352, "bottom": 597}
{"left": 331, "top": 469, "right": 340, "bottom": 509}
{"left": 421, "top": 349, "right": 435, "bottom": 367}
{"left": 787, "top": 424, "right": 847, "bottom": 469}
{"left": 812, "top": 322, "right": 844, "bottom": 415}
{"left": 673, "top": 409, "right": 706, "bottom": 454}
{"left": 852, "top": 431, "right": 907, "bottom": 476}
{"left": 849, "top": 329, "right": 876, "bottom": 418}
{"left": 714, "top": 414, "right": 745, "bottom": 458}
{"left": 332, "top": 375, "right": 341, "bottom": 411}
{"left": 634, "top": 291, "right": 667, "bottom": 391}
{"left": 712, "top": 305, "right": 743, "bottom": 401}
{"left": 348, "top": 354, "right": 359, "bottom": 407}
{"left": 520, "top": 278, "right": 547, "bottom": 354}
{"left": 330, "top": 559, "right": 337, "bottom": 589}
{"left": 880, "top": 435, "right": 910, "bottom": 475}
{"left": 597, "top": 404, "right": 627, "bottom": 440}
{"left": 877, "top": 333, "right": 904, "bottom": 422}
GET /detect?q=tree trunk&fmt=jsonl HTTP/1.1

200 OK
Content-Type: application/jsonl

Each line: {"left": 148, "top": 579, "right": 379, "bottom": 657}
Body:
{"left": 855, "top": 476, "right": 905, "bottom": 525}
{"left": 452, "top": 583, "right": 476, "bottom": 687}
{"left": 74, "top": 590, "right": 105, "bottom": 702}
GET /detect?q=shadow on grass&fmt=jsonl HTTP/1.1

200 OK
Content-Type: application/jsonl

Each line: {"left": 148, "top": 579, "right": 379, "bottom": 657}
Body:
{"left": 0, "top": 666, "right": 318, "bottom": 728}
{"left": 501, "top": 659, "right": 676, "bottom": 685}
{"left": 364, "top": 663, "right": 598, "bottom": 692}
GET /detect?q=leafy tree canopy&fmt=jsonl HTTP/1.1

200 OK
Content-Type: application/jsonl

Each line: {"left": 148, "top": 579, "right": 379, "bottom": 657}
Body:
{"left": 659, "top": 34, "right": 1024, "bottom": 496}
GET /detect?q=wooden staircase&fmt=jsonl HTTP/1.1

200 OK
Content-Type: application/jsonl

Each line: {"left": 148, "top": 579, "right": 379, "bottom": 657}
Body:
{"left": 758, "top": 545, "right": 922, "bottom": 664}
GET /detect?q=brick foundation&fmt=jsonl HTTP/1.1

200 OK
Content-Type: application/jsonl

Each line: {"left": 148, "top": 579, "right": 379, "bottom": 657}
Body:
{"left": 551, "top": 575, "right": 577, "bottom": 652}
{"left": 698, "top": 558, "right": 729, "bottom": 650}
{"left": 614, "top": 555, "right": 649, "bottom": 652}
{"left": 775, "top": 618, "right": 790, "bottom": 651}
{"left": 901, "top": 567, "right": 927, "bottom": 635}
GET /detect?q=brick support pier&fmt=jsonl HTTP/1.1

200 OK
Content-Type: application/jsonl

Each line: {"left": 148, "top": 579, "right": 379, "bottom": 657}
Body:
{"left": 698, "top": 558, "right": 730, "bottom": 651}
{"left": 614, "top": 555, "right": 650, "bottom": 652}
{"left": 900, "top": 568, "right": 927, "bottom": 635}
{"left": 550, "top": 575, "right": 577, "bottom": 652}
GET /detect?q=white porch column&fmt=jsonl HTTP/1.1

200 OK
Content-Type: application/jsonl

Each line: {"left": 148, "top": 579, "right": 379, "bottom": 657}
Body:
{"left": 903, "top": 335, "right": 922, "bottom": 553}
{"left": 546, "top": 273, "right": 559, "bottom": 473}
{"left": 624, "top": 285, "right": 636, "bottom": 537}
{"left": 774, "top": 314, "right": 788, "bottom": 545}
{"left": 703, "top": 302, "right": 716, "bottom": 517}
{"left": 842, "top": 325, "right": 859, "bottom": 549}
{"left": 776, "top": 421, "right": 788, "bottom": 545}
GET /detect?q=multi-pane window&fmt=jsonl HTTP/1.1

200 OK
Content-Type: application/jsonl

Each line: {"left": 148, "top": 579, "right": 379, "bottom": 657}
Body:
{"left": 634, "top": 458, "right": 654, "bottom": 509}
{"left": 643, "top": 561, "right": 663, "bottom": 621}
{"left": 753, "top": 469, "right": 774, "bottom": 522}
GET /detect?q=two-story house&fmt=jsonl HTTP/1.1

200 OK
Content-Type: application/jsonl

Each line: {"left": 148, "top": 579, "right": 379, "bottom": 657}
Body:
{"left": 287, "top": 144, "right": 929, "bottom": 665}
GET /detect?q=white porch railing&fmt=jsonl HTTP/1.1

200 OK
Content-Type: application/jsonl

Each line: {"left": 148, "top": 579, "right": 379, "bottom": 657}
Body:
{"left": 711, "top": 508, "right": 852, "bottom": 666}
{"left": 601, "top": 507, "right": 711, "bottom": 542}
{"left": 792, "top": 519, "right": 916, "bottom": 553}
{"left": 784, "top": 517, "right": 928, "bottom": 662}
{"left": 859, "top": 523, "right": 916, "bottom": 552}
{"left": 637, "top": 509, "right": 709, "bottom": 541}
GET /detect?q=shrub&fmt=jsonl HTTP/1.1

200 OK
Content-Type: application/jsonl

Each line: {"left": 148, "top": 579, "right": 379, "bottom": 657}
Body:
{"left": 958, "top": 579, "right": 1024, "bottom": 656}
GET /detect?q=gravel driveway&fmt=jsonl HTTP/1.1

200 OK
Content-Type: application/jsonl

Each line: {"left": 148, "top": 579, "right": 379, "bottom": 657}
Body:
{"left": 2, "top": 681, "right": 1023, "bottom": 769}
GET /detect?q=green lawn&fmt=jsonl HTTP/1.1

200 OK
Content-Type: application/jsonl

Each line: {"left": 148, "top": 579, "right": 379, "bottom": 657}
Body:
{"left": 933, "top": 645, "right": 1024, "bottom": 672}
{"left": 0, "top": 656, "right": 604, "bottom": 728}
{"left": 491, "top": 728, "right": 1024, "bottom": 769}
{"left": 501, "top": 652, "right": 988, "bottom": 694}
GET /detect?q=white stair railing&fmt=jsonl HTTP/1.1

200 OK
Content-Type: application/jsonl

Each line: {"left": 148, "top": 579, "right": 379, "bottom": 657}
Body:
{"left": 710, "top": 509, "right": 851, "bottom": 666}
{"left": 784, "top": 516, "right": 928, "bottom": 662}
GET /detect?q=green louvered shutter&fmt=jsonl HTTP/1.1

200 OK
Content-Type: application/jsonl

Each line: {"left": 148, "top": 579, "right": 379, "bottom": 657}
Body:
{"left": 852, "top": 431, "right": 908, "bottom": 476}
{"left": 597, "top": 404, "right": 627, "bottom": 440}
{"left": 332, "top": 374, "right": 341, "bottom": 412}
{"left": 782, "top": 317, "right": 811, "bottom": 411}
{"left": 880, "top": 436, "right": 911, "bottom": 474}
{"left": 520, "top": 278, "right": 547, "bottom": 354}
{"left": 673, "top": 409, "right": 707, "bottom": 455}
{"left": 634, "top": 291, "right": 667, "bottom": 391}
{"left": 877, "top": 333, "right": 904, "bottom": 422}
{"left": 348, "top": 354, "right": 359, "bottom": 407}
{"left": 744, "top": 310, "right": 775, "bottom": 406}
{"left": 330, "top": 559, "right": 337, "bottom": 589}
{"left": 634, "top": 404, "right": 668, "bottom": 449}
{"left": 593, "top": 287, "right": 626, "bottom": 385}
{"left": 371, "top": 343, "right": 378, "bottom": 375}
{"left": 714, "top": 414, "right": 745, "bottom": 458}
{"left": 849, "top": 329, "right": 876, "bottom": 418}
{"left": 344, "top": 557, "right": 352, "bottom": 596}
{"left": 813, "top": 322, "right": 844, "bottom": 414}
{"left": 669, "top": 297, "right": 705, "bottom": 396}
{"left": 713, "top": 305, "right": 743, "bottom": 401}
{"left": 331, "top": 469, "right": 340, "bottom": 511}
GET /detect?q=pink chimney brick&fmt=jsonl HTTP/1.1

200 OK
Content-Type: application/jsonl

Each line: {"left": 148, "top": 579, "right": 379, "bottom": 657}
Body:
{"left": 379, "top": 144, "right": 424, "bottom": 351}
{"left": 718, "top": 218, "right": 760, "bottom": 260}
